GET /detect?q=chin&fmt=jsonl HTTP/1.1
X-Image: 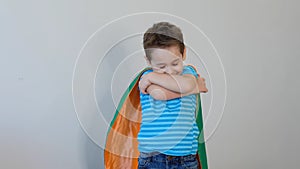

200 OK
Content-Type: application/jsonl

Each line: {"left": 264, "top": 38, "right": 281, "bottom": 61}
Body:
{"left": 177, "top": 71, "right": 183, "bottom": 75}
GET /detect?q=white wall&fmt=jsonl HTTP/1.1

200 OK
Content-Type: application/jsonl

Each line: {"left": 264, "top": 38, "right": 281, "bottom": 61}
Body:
{"left": 1, "top": 0, "right": 299, "bottom": 169}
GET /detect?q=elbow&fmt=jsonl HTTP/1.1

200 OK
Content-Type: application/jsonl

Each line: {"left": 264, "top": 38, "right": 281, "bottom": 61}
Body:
{"left": 181, "top": 80, "right": 197, "bottom": 94}
{"left": 175, "top": 75, "right": 198, "bottom": 94}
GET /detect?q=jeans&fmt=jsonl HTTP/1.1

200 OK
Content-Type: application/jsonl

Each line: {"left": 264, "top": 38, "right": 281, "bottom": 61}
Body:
{"left": 138, "top": 152, "right": 199, "bottom": 169}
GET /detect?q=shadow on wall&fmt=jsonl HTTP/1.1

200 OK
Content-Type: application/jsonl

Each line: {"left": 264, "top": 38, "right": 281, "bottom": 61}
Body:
{"left": 85, "top": 135, "right": 103, "bottom": 169}
{"left": 83, "top": 42, "right": 130, "bottom": 169}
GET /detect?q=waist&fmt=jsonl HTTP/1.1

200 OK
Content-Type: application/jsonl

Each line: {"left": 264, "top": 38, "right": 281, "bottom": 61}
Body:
{"left": 139, "top": 152, "right": 197, "bottom": 161}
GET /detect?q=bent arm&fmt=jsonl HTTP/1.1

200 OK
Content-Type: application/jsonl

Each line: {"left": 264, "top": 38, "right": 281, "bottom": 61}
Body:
{"left": 147, "top": 84, "right": 185, "bottom": 100}
{"left": 145, "top": 72, "right": 198, "bottom": 94}
{"left": 147, "top": 77, "right": 208, "bottom": 100}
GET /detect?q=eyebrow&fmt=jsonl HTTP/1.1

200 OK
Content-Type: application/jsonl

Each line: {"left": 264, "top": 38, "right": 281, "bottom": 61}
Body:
{"left": 172, "top": 58, "right": 179, "bottom": 63}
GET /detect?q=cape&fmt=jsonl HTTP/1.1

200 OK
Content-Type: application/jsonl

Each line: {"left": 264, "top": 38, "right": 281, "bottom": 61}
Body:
{"left": 104, "top": 66, "right": 208, "bottom": 169}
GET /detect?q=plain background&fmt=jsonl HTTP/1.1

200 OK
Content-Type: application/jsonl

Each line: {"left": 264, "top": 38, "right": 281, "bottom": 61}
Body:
{"left": 1, "top": 0, "right": 299, "bottom": 169}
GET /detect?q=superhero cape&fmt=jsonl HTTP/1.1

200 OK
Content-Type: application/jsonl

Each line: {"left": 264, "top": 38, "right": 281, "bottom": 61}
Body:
{"left": 104, "top": 66, "right": 208, "bottom": 169}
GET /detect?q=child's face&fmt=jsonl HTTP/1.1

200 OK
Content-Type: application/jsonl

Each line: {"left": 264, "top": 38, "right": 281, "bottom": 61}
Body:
{"left": 146, "top": 46, "right": 186, "bottom": 75}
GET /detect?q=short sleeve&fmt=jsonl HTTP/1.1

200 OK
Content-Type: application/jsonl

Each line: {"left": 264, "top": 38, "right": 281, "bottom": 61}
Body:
{"left": 139, "top": 69, "right": 153, "bottom": 94}
{"left": 182, "top": 65, "right": 198, "bottom": 78}
{"left": 141, "top": 69, "right": 153, "bottom": 77}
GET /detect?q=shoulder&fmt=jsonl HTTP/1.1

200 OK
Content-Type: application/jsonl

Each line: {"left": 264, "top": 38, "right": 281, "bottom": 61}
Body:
{"left": 141, "top": 68, "right": 153, "bottom": 77}
{"left": 182, "top": 65, "right": 198, "bottom": 77}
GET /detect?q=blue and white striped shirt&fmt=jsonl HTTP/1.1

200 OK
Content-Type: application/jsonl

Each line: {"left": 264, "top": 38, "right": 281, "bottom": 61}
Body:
{"left": 138, "top": 65, "right": 199, "bottom": 156}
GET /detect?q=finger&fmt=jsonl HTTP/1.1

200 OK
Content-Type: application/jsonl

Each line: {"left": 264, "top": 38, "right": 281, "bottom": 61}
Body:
{"left": 141, "top": 87, "right": 147, "bottom": 94}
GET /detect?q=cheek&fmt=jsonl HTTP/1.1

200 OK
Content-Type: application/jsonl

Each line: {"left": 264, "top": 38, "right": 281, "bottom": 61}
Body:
{"left": 174, "top": 65, "right": 184, "bottom": 74}
{"left": 175, "top": 64, "right": 183, "bottom": 70}
{"left": 152, "top": 68, "right": 165, "bottom": 73}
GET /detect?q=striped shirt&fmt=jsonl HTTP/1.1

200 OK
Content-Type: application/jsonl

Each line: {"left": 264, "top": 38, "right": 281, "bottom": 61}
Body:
{"left": 138, "top": 65, "right": 200, "bottom": 156}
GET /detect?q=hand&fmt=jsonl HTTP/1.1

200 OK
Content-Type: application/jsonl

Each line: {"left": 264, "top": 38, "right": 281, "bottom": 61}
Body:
{"left": 139, "top": 73, "right": 153, "bottom": 94}
{"left": 196, "top": 76, "right": 208, "bottom": 93}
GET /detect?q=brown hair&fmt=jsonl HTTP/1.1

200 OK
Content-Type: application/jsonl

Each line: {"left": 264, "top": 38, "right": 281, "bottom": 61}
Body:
{"left": 143, "top": 22, "right": 185, "bottom": 60}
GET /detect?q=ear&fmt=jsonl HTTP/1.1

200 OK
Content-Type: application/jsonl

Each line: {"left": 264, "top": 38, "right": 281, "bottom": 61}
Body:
{"left": 182, "top": 47, "right": 187, "bottom": 61}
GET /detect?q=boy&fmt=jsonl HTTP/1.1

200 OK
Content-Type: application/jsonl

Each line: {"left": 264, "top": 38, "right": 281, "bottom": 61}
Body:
{"left": 137, "top": 22, "right": 208, "bottom": 169}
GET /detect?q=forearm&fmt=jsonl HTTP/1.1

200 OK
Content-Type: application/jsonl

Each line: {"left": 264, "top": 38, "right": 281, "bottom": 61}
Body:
{"left": 148, "top": 72, "right": 197, "bottom": 94}
{"left": 147, "top": 84, "right": 197, "bottom": 100}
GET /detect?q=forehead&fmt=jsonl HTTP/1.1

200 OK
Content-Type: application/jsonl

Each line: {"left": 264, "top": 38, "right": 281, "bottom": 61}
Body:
{"left": 149, "top": 48, "right": 182, "bottom": 64}
{"left": 150, "top": 46, "right": 181, "bottom": 58}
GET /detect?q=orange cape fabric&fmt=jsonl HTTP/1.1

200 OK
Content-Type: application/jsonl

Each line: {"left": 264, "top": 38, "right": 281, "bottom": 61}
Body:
{"left": 104, "top": 66, "right": 208, "bottom": 169}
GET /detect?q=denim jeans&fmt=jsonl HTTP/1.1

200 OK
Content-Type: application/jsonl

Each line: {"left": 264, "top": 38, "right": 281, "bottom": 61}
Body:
{"left": 138, "top": 152, "right": 199, "bottom": 169}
